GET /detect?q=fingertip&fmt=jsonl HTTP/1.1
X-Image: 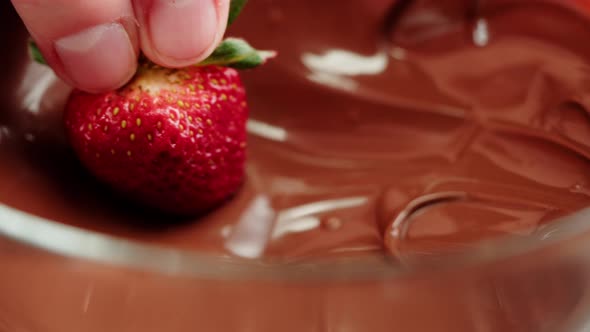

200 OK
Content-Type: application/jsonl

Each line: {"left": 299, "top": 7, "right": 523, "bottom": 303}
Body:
{"left": 55, "top": 23, "right": 138, "bottom": 93}
{"left": 12, "top": 0, "right": 139, "bottom": 92}
{"left": 134, "top": 0, "right": 230, "bottom": 68}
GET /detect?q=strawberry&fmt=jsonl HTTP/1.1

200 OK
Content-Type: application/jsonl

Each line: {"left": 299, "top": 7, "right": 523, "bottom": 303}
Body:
{"left": 64, "top": 63, "right": 249, "bottom": 215}
{"left": 28, "top": 1, "right": 275, "bottom": 215}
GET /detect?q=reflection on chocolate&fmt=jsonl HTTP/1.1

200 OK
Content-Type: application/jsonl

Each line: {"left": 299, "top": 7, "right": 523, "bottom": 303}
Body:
{"left": 3, "top": 0, "right": 590, "bottom": 264}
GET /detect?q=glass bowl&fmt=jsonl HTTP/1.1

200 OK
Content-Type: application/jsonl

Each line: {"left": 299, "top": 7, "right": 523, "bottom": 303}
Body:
{"left": 3, "top": 1, "right": 590, "bottom": 331}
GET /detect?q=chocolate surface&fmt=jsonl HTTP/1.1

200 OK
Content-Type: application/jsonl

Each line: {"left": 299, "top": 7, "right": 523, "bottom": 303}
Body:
{"left": 4, "top": 2, "right": 590, "bottom": 332}
{"left": 2, "top": 0, "right": 590, "bottom": 263}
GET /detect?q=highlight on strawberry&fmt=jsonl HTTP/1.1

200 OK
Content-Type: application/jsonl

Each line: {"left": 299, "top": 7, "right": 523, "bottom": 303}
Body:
{"left": 28, "top": 0, "right": 276, "bottom": 216}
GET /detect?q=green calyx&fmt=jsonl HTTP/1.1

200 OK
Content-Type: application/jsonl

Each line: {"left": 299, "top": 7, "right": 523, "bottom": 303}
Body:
{"left": 28, "top": 0, "right": 275, "bottom": 70}
{"left": 28, "top": 40, "right": 46, "bottom": 65}
{"left": 199, "top": 38, "right": 276, "bottom": 69}
{"left": 228, "top": 0, "right": 248, "bottom": 26}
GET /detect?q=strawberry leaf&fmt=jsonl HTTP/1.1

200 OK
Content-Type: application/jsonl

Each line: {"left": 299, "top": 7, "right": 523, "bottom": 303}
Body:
{"left": 198, "top": 37, "right": 276, "bottom": 69}
{"left": 28, "top": 39, "right": 46, "bottom": 65}
{"left": 228, "top": 0, "right": 248, "bottom": 26}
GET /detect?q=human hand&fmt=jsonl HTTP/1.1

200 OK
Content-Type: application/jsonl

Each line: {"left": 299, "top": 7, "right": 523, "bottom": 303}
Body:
{"left": 11, "top": 0, "right": 231, "bottom": 93}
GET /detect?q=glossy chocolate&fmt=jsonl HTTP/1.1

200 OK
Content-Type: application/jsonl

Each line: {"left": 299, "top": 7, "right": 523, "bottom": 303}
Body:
{"left": 2, "top": 0, "right": 590, "bottom": 263}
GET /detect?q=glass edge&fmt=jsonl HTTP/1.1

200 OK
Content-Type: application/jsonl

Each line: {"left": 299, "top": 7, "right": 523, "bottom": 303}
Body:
{"left": 1, "top": 202, "right": 590, "bottom": 281}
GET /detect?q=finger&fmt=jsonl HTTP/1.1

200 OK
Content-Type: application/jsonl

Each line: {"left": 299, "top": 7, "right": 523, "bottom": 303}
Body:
{"left": 11, "top": 0, "right": 139, "bottom": 93}
{"left": 132, "top": 0, "right": 230, "bottom": 68}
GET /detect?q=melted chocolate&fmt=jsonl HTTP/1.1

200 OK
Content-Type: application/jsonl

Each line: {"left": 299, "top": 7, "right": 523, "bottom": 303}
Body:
{"left": 4, "top": 2, "right": 590, "bottom": 332}
{"left": 2, "top": 0, "right": 590, "bottom": 263}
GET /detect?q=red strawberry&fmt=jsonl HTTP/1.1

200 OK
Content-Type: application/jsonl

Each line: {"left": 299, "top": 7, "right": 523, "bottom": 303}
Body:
{"left": 28, "top": 0, "right": 275, "bottom": 216}
{"left": 64, "top": 63, "right": 250, "bottom": 215}
{"left": 57, "top": 38, "right": 274, "bottom": 215}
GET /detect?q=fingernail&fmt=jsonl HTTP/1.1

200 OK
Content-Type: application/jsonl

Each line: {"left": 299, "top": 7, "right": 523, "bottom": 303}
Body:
{"left": 149, "top": 0, "right": 218, "bottom": 63}
{"left": 55, "top": 23, "right": 136, "bottom": 92}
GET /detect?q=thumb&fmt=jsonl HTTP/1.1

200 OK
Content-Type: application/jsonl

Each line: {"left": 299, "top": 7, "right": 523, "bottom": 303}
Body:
{"left": 132, "top": 0, "right": 230, "bottom": 68}
{"left": 11, "top": 0, "right": 139, "bottom": 93}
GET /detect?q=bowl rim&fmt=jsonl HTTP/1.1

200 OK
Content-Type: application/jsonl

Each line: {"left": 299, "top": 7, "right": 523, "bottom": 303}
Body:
{"left": 1, "top": 199, "right": 590, "bottom": 281}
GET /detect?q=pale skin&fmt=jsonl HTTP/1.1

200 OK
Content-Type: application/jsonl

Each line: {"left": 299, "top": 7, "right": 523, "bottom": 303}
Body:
{"left": 10, "top": 0, "right": 231, "bottom": 93}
